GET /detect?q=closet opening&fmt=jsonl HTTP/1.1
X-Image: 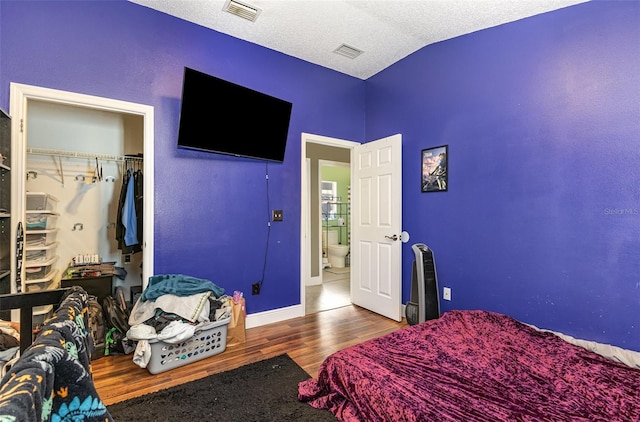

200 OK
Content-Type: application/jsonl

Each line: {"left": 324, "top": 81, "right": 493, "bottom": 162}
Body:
{"left": 10, "top": 83, "right": 154, "bottom": 324}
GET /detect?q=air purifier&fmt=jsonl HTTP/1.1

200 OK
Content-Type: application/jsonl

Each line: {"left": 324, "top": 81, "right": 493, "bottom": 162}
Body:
{"left": 405, "top": 243, "right": 440, "bottom": 325}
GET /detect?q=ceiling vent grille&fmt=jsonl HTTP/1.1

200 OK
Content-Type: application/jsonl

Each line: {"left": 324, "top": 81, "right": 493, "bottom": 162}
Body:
{"left": 223, "top": 0, "right": 261, "bottom": 22}
{"left": 333, "top": 44, "right": 364, "bottom": 59}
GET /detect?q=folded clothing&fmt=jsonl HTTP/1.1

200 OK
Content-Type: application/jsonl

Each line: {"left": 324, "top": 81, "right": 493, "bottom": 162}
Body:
{"left": 141, "top": 274, "right": 225, "bottom": 302}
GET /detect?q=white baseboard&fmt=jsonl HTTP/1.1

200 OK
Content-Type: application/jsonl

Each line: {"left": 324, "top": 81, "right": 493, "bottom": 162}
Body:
{"left": 306, "top": 275, "right": 322, "bottom": 286}
{"left": 245, "top": 304, "right": 305, "bottom": 329}
{"left": 246, "top": 303, "right": 407, "bottom": 329}
{"left": 244, "top": 302, "right": 408, "bottom": 330}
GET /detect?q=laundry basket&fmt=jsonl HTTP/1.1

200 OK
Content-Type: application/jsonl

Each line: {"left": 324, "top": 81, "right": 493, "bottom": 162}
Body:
{"left": 146, "top": 316, "right": 231, "bottom": 374}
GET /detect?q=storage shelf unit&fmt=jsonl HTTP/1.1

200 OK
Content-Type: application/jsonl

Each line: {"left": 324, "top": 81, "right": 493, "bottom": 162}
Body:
{"left": 322, "top": 195, "right": 350, "bottom": 244}
{"left": 0, "top": 109, "right": 11, "bottom": 321}
{"left": 24, "top": 192, "right": 61, "bottom": 325}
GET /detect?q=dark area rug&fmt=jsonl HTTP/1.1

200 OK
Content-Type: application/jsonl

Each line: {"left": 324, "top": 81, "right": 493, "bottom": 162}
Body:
{"left": 107, "top": 354, "right": 336, "bottom": 421}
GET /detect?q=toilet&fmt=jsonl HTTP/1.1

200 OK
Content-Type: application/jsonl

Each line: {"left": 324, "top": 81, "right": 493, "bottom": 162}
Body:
{"left": 325, "top": 229, "right": 349, "bottom": 268}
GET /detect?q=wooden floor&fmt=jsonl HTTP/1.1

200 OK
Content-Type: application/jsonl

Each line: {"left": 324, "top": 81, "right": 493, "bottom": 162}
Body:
{"left": 305, "top": 270, "right": 350, "bottom": 314}
{"left": 93, "top": 304, "right": 407, "bottom": 405}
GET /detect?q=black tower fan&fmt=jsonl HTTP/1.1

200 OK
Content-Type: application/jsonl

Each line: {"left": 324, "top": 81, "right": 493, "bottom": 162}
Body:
{"left": 405, "top": 243, "right": 440, "bottom": 325}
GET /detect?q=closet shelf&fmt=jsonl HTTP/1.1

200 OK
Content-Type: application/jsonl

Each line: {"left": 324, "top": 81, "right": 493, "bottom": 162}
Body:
{"left": 27, "top": 147, "right": 143, "bottom": 163}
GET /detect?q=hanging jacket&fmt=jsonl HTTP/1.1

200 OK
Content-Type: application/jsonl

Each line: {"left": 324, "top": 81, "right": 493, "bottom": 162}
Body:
{"left": 123, "top": 168, "right": 138, "bottom": 247}
{"left": 116, "top": 169, "right": 129, "bottom": 251}
{"left": 116, "top": 167, "right": 142, "bottom": 254}
{"left": 134, "top": 169, "right": 144, "bottom": 248}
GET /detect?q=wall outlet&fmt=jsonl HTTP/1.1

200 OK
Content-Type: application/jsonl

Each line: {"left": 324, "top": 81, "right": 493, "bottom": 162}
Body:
{"left": 252, "top": 282, "right": 261, "bottom": 295}
{"left": 443, "top": 287, "right": 452, "bottom": 301}
{"left": 272, "top": 209, "right": 283, "bottom": 221}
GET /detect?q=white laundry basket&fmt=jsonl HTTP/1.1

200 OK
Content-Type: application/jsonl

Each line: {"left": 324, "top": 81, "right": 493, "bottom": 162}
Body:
{"left": 146, "top": 316, "right": 231, "bottom": 374}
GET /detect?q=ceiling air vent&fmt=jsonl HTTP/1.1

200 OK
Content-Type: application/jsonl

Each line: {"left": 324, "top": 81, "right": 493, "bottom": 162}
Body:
{"left": 333, "top": 44, "right": 364, "bottom": 59}
{"left": 223, "top": 0, "right": 261, "bottom": 22}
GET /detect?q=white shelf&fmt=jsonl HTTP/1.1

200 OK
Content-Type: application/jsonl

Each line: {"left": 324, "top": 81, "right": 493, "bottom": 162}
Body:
{"left": 27, "top": 147, "right": 143, "bottom": 163}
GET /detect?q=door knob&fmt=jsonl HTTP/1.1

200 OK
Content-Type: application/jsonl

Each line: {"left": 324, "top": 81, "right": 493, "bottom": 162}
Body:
{"left": 385, "top": 234, "right": 398, "bottom": 241}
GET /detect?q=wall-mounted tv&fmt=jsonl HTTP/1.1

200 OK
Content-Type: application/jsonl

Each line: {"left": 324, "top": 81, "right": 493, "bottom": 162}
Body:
{"left": 177, "top": 67, "right": 293, "bottom": 162}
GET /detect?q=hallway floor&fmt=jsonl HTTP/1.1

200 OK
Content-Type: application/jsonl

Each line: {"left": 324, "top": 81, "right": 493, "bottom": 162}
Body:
{"left": 306, "top": 268, "right": 351, "bottom": 314}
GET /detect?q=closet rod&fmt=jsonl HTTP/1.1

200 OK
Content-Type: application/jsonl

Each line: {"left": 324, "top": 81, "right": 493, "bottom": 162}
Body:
{"left": 26, "top": 147, "right": 143, "bottom": 162}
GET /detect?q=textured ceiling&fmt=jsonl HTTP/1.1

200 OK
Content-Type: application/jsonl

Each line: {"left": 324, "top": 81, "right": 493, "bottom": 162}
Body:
{"left": 129, "top": 0, "right": 589, "bottom": 80}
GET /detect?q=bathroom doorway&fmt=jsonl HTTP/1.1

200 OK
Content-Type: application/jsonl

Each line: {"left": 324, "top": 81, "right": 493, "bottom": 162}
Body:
{"left": 307, "top": 161, "right": 350, "bottom": 314}
{"left": 301, "top": 134, "right": 357, "bottom": 315}
{"left": 320, "top": 161, "right": 350, "bottom": 274}
{"left": 301, "top": 133, "right": 404, "bottom": 321}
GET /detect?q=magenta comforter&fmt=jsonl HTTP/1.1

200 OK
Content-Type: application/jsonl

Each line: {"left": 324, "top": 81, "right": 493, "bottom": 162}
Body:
{"left": 298, "top": 310, "right": 640, "bottom": 421}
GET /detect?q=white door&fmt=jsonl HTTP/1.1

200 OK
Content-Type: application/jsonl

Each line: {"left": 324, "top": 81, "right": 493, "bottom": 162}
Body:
{"left": 351, "top": 134, "right": 402, "bottom": 321}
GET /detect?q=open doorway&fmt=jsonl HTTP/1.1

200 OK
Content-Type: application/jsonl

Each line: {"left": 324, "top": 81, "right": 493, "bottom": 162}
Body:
{"left": 300, "top": 133, "right": 358, "bottom": 315}
{"left": 301, "top": 133, "right": 404, "bottom": 321}
{"left": 306, "top": 160, "right": 350, "bottom": 313}
{"left": 9, "top": 83, "right": 154, "bottom": 318}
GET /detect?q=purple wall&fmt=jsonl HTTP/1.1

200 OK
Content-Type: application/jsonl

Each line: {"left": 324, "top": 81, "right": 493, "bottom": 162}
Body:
{"left": 367, "top": 1, "right": 640, "bottom": 351}
{"left": 0, "top": 1, "right": 365, "bottom": 314}
{"left": 2, "top": 0, "right": 638, "bottom": 351}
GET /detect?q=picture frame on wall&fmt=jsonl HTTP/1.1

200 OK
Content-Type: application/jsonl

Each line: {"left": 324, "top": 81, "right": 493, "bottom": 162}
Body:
{"left": 421, "top": 145, "right": 448, "bottom": 192}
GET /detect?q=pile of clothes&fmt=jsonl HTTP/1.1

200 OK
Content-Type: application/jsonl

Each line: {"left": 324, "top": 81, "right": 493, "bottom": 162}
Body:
{"left": 126, "top": 274, "right": 231, "bottom": 368}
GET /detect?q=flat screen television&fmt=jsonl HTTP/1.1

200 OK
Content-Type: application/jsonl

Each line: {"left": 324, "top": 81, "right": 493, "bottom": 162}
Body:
{"left": 177, "top": 67, "right": 293, "bottom": 162}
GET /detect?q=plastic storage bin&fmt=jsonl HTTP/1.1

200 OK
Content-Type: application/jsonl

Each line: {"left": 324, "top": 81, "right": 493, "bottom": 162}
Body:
{"left": 26, "top": 192, "right": 59, "bottom": 211}
{"left": 25, "top": 267, "right": 58, "bottom": 287}
{"left": 25, "top": 256, "right": 58, "bottom": 281}
{"left": 25, "top": 273, "right": 59, "bottom": 293}
{"left": 26, "top": 211, "right": 59, "bottom": 230}
{"left": 146, "top": 316, "right": 231, "bottom": 374}
{"left": 25, "top": 229, "right": 58, "bottom": 247}
{"left": 25, "top": 242, "right": 59, "bottom": 262}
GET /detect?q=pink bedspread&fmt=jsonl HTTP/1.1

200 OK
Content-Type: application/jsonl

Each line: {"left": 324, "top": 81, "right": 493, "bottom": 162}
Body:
{"left": 298, "top": 310, "right": 640, "bottom": 421}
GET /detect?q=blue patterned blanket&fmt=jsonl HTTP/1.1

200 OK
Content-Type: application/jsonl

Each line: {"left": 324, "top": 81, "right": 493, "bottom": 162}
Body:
{"left": 0, "top": 286, "right": 112, "bottom": 421}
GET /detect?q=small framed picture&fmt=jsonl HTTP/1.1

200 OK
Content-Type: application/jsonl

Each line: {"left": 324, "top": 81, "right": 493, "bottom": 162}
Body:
{"left": 421, "top": 145, "right": 448, "bottom": 192}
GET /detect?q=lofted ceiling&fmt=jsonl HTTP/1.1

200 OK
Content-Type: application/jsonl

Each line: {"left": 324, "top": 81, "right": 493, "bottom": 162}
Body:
{"left": 129, "top": 0, "right": 589, "bottom": 80}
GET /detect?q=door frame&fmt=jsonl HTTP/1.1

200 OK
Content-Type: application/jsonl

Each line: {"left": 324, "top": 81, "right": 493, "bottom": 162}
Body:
{"left": 9, "top": 83, "right": 154, "bottom": 298}
{"left": 300, "top": 133, "right": 358, "bottom": 313}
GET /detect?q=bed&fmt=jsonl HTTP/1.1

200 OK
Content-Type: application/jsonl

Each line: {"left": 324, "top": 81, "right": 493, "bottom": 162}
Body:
{"left": 298, "top": 310, "right": 640, "bottom": 421}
